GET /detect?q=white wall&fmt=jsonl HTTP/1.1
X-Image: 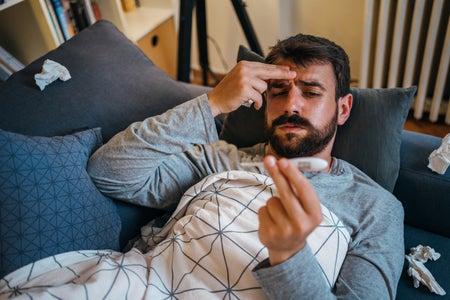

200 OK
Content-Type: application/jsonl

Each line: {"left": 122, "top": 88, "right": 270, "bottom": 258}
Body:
{"left": 286, "top": 0, "right": 365, "bottom": 82}
{"left": 191, "top": 0, "right": 280, "bottom": 73}
{"left": 190, "top": 0, "right": 365, "bottom": 82}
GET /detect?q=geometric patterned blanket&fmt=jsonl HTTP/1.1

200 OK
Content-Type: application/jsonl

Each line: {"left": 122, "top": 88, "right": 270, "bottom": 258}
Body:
{"left": 0, "top": 171, "right": 350, "bottom": 299}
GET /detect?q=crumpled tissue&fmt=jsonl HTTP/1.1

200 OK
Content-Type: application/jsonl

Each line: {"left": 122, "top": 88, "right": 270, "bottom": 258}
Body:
{"left": 428, "top": 133, "right": 450, "bottom": 174}
{"left": 405, "top": 245, "right": 446, "bottom": 296}
{"left": 34, "top": 59, "right": 71, "bottom": 90}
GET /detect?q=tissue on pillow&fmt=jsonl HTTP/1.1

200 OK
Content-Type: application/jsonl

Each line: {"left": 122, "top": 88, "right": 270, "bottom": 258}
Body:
{"left": 220, "top": 45, "right": 416, "bottom": 192}
{"left": 0, "top": 128, "right": 121, "bottom": 277}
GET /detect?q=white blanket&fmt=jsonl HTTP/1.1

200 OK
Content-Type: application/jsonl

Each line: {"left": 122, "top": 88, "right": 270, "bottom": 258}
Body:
{"left": 0, "top": 171, "right": 350, "bottom": 299}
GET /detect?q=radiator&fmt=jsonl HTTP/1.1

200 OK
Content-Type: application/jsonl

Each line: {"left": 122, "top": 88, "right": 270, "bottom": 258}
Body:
{"left": 360, "top": 0, "right": 450, "bottom": 124}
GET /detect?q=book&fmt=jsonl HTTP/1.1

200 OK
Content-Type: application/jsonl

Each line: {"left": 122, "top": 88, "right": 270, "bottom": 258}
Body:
{"left": 83, "top": 0, "right": 97, "bottom": 25}
{"left": 91, "top": 1, "right": 101, "bottom": 20}
{"left": 43, "top": 0, "right": 65, "bottom": 44}
{"left": 69, "top": 0, "right": 89, "bottom": 31}
{"left": 51, "top": 0, "right": 76, "bottom": 40}
{"left": 61, "top": 0, "right": 79, "bottom": 34}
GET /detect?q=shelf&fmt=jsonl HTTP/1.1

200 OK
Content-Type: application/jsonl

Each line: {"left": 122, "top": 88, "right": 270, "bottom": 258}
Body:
{"left": 0, "top": 0, "right": 23, "bottom": 12}
{"left": 95, "top": 0, "right": 175, "bottom": 43}
{"left": 121, "top": 7, "right": 173, "bottom": 42}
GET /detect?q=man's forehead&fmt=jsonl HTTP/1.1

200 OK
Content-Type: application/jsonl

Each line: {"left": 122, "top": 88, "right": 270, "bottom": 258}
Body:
{"left": 268, "top": 61, "right": 334, "bottom": 89}
{"left": 267, "top": 79, "right": 327, "bottom": 92}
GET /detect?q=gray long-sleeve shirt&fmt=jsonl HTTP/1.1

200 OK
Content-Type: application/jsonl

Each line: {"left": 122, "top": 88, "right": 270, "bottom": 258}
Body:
{"left": 87, "top": 94, "right": 404, "bottom": 299}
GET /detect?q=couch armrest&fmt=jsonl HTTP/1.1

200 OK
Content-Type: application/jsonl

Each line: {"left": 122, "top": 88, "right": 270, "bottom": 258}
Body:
{"left": 393, "top": 130, "right": 450, "bottom": 237}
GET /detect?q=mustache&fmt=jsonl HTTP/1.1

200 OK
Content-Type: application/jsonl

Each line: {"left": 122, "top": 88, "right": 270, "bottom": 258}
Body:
{"left": 271, "top": 114, "right": 312, "bottom": 128}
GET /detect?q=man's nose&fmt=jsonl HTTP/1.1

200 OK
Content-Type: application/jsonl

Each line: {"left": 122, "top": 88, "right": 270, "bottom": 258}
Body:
{"left": 284, "top": 87, "right": 303, "bottom": 115}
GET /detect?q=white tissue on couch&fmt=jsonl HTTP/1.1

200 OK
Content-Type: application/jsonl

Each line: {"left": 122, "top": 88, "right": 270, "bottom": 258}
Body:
{"left": 428, "top": 133, "right": 450, "bottom": 174}
{"left": 34, "top": 59, "right": 71, "bottom": 90}
{"left": 405, "top": 245, "right": 446, "bottom": 296}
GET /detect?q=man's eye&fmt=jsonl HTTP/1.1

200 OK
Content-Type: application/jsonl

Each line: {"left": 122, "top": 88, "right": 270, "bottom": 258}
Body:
{"left": 304, "top": 92, "right": 321, "bottom": 98}
{"left": 271, "top": 90, "right": 288, "bottom": 97}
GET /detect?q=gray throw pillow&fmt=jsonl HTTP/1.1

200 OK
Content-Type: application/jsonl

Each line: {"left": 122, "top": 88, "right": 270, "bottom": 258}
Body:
{"left": 219, "top": 45, "right": 416, "bottom": 192}
{"left": 0, "top": 128, "right": 121, "bottom": 277}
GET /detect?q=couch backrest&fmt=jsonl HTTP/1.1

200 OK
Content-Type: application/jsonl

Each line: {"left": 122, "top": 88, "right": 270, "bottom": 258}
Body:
{"left": 0, "top": 20, "right": 207, "bottom": 143}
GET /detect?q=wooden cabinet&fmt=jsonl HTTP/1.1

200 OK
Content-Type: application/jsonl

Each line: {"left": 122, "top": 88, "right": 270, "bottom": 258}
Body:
{"left": 0, "top": 0, "right": 177, "bottom": 77}
{"left": 95, "top": 0, "right": 177, "bottom": 78}
{"left": 137, "top": 16, "right": 177, "bottom": 78}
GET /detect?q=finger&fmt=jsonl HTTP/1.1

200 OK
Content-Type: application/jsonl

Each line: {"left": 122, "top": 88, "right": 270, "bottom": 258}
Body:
{"left": 247, "top": 90, "right": 264, "bottom": 110}
{"left": 258, "top": 202, "right": 290, "bottom": 245}
{"left": 231, "top": 61, "right": 294, "bottom": 97}
{"left": 263, "top": 156, "right": 305, "bottom": 220}
{"left": 251, "top": 77, "right": 269, "bottom": 95}
{"left": 264, "top": 197, "right": 290, "bottom": 223}
{"left": 258, "top": 205, "right": 273, "bottom": 229}
{"left": 244, "top": 61, "right": 297, "bottom": 81}
{"left": 277, "top": 158, "right": 322, "bottom": 218}
{"left": 258, "top": 206, "right": 275, "bottom": 244}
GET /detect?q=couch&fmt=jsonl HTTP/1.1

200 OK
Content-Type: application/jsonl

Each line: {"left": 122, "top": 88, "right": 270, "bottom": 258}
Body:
{"left": 0, "top": 20, "right": 448, "bottom": 299}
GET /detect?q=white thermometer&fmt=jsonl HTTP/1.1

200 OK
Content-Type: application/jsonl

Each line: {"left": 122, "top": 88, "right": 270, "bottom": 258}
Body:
{"left": 241, "top": 157, "right": 328, "bottom": 172}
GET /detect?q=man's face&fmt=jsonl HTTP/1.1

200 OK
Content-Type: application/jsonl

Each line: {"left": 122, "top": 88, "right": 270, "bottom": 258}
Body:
{"left": 264, "top": 59, "right": 338, "bottom": 158}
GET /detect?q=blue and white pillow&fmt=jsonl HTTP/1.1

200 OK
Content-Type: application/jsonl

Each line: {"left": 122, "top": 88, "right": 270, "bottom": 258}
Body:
{"left": 0, "top": 128, "right": 121, "bottom": 278}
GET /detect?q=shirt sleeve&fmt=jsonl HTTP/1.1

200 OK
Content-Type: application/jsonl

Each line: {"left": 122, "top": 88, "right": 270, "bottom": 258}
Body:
{"left": 87, "top": 94, "right": 240, "bottom": 210}
{"left": 253, "top": 245, "right": 335, "bottom": 300}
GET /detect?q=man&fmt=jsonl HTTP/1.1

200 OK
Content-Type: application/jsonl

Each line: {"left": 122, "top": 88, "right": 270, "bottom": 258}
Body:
{"left": 88, "top": 34, "right": 404, "bottom": 299}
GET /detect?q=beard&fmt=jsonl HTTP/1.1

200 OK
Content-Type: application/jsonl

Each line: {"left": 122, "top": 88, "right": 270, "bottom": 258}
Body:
{"left": 264, "top": 110, "right": 337, "bottom": 158}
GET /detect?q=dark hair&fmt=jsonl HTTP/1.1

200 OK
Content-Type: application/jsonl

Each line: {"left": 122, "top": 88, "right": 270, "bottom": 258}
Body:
{"left": 265, "top": 34, "right": 350, "bottom": 99}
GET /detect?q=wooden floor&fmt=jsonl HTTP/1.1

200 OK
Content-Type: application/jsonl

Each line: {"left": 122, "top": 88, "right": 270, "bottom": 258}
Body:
{"left": 404, "top": 112, "right": 449, "bottom": 138}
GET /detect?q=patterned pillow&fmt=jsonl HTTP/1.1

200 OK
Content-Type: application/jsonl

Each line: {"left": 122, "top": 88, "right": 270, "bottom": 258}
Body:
{"left": 0, "top": 128, "right": 121, "bottom": 277}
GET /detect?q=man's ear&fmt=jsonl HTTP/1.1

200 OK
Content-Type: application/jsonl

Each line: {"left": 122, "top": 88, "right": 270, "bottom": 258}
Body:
{"left": 337, "top": 93, "right": 353, "bottom": 125}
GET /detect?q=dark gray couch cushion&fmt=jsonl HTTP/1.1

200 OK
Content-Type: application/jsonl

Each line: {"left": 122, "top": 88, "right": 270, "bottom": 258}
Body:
{"left": 0, "top": 20, "right": 200, "bottom": 143}
{"left": 220, "top": 45, "right": 416, "bottom": 192}
{"left": 397, "top": 225, "right": 450, "bottom": 299}
{"left": 394, "top": 131, "right": 450, "bottom": 237}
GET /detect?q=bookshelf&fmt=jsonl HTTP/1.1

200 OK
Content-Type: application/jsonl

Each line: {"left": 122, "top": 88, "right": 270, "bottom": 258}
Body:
{"left": 0, "top": 0, "right": 23, "bottom": 11}
{"left": 0, "top": 0, "right": 177, "bottom": 77}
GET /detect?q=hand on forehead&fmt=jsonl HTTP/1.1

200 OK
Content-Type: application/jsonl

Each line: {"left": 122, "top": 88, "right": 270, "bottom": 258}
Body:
{"left": 257, "top": 62, "right": 297, "bottom": 81}
{"left": 266, "top": 62, "right": 335, "bottom": 94}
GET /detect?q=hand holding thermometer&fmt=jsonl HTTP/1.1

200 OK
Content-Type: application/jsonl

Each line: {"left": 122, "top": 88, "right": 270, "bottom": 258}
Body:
{"left": 241, "top": 157, "right": 329, "bottom": 172}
